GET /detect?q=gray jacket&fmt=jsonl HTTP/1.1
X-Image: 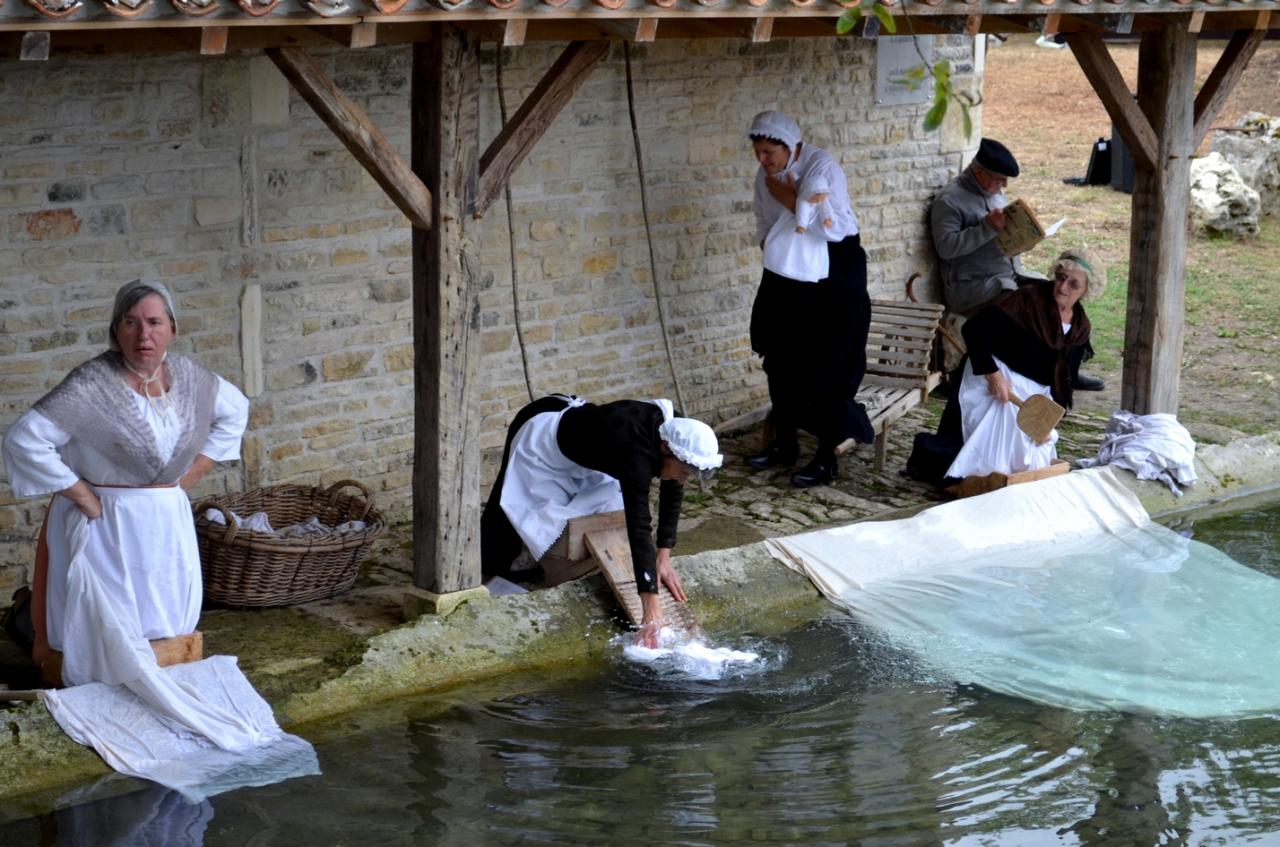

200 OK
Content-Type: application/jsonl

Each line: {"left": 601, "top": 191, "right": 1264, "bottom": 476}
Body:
{"left": 930, "top": 168, "right": 1024, "bottom": 314}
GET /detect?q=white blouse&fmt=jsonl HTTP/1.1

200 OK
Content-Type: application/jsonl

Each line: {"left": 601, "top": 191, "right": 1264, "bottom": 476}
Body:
{"left": 2, "top": 376, "right": 249, "bottom": 498}
{"left": 753, "top": 143, "right": 861, "bottom": 251}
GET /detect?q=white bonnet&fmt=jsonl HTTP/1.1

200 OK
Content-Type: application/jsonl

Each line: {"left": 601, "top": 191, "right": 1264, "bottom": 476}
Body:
{"left": 659, "top": 417, "right": 723, "bottom": 475}
{"left": 747, "top": 110, "right": 802, "bottom": 152}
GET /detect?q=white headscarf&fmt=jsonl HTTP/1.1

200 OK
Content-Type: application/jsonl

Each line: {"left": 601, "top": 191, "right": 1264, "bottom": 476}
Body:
{"left": 659, "top": 417, "right": 724, "bottom": 476}
{"left": 747, "top": 111, "right": 803, "bottom": 170}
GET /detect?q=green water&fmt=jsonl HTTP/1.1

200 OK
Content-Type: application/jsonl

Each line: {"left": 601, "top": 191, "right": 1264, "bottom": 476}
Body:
{"left": 6, "top": 505, "right": 1280, "bottom": 845}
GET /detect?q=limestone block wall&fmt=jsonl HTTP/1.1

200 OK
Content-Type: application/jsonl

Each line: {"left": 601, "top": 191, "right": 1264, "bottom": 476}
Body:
{"left": 0, "top": 35, "right": 981, "bottom": 588}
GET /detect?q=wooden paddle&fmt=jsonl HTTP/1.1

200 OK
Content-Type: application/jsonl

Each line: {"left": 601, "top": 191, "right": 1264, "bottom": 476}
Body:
{"left": 1008, "top": 391, "right": 1065, "bottom": 444}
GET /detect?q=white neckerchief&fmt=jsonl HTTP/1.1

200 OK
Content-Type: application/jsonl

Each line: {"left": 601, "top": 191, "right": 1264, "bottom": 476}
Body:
{"left": 124, "top": 353, "right": 174, "bottom": 419}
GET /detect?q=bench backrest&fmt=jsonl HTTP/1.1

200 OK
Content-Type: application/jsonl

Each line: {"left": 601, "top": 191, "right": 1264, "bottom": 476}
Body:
{"left": 864, "top": 299, "right": 945, "bottom": 392}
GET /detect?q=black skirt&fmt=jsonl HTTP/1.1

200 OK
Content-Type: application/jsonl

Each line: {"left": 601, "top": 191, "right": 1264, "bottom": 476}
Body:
{"left": 749, "top": 234, "right": 874, "bottom": 448}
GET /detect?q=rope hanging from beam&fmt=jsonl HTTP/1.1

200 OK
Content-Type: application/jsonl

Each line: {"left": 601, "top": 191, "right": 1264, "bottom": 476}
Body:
{"left": 623, "top": 41, "right": 690, "bottom": 418}
{"left": 496, "top": 47, "right": 537, "bottom": 404}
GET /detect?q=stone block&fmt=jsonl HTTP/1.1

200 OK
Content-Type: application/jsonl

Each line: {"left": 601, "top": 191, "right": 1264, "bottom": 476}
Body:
{"left": 195, "top": 196, "right": 242, "bottom": 227}
{"left": 322, "top": 350, "right": 374, "bottom": 381}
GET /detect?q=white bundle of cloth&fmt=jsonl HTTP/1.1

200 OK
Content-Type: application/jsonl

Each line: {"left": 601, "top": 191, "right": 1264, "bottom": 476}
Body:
{"left": 1076, "top": 410, "right": 1197, "bottom": 495}
{"left": 39, "top": 511, "right": 319, "bottom": 802}
{"left": 204, "top": 508, "right": 367, "bottom": 537}
{"left": 945, "top": 356, "right": 1058, "bottom": 479}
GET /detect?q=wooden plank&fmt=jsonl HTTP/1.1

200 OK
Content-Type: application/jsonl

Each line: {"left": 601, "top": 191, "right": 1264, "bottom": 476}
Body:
{"left": 240, "top": 283, "right": 264, "bottom": 397}
{"left": 1122, "top": 22, "right": 1196, "bottom": 416}
{"left": 947, "top": 459, "right": 1069, "bottom": 499}
{"left": 544, "top": 510, "right": 627, "bottom": 562}
{"left": 1192, "top": 28, "right": 1265, "bottom": 149}
{"left": 200, "top": 26, "right": 227, "bottom": 55}
{"left": 267, "top": 46, "right": 433, "bottom": 231}
{"left": 1064, "top": 32, "right": 1157, "bottom": 172}
{"left": 502, "top": 19, "right": 527, "bottom": 47}
{"left": 474, "top": 40, "right": 609, "bottom": 218}
{"left": 585, "top": 527, "right": 698, "bottom": 633}
{"left": 411, "top": 28, "right": 483, "bottom": 593}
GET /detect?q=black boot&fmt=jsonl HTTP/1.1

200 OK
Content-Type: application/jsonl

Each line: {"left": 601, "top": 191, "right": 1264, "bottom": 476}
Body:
{"left": 1073, "top": 372, "right": 1105, "bottom": 391}
{"left": 791, "top": 457, "right": 838, "bottom": 488}
{"left": 745, "top": 443, "right": 798, "bottom": 471}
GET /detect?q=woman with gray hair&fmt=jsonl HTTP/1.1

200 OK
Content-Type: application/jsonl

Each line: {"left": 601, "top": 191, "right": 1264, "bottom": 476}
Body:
{"left": 928, "top": 248, "right": 1106, "bottom": 481}
{"left": 2, "top": 279, "right": 248, "bottom": 683}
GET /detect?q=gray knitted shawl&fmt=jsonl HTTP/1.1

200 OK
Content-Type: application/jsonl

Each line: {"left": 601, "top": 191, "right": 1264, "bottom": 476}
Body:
{"left": 33, "top": 351, "right": 219, "bottom": 486}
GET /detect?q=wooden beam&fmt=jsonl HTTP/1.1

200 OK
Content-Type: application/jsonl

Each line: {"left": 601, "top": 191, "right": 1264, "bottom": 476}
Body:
{"left": 199, "top": 26, "right": 228, "bottom": 56}
{"left": 1064, "top": 32, "right": 1157, "bottom": 171}
{"left": 474, "top": 40, "right": 609, "bottom": 217}
{"left": 502, "top": 18, "right": 527, "bottom": 47}
{"left": 266, "top": 46, "right": 432, "bottom": 230}
{"left": 1123, "top": 20, "right": 1196, "bottom": 416}
{"left": 1187, "top": 10, "right": 1205, "bottom": 33}
{"left": 595, "top": 18, "right": 658, "bottom": 42}
{"left": 1192, "top": 27, "right": 1265, "bottom": 149}
{"left": 411, "top": 28, "right": 483, "bottom": 594}
{"left": 751, "top": 16, "right": 774, "bottom": 42}
{"left": 964, "top": 14, "right": 983, "bottom": 36}
{"left": 1041, "top": 12, "right": 1061, "bottom": 35}
{"left": 309, "top": 23, "right": 378, "bottom": 48}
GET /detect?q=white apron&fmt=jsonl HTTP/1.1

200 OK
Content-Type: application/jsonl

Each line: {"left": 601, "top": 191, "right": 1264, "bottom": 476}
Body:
{"left": 44, "top": 485, "right": 201, "bottom": 657}
{"left": 500, "top": 399, "right": 673, "bottom": 561}
{"left": 945, "top": 356, "right": 1058, "bottom": 479}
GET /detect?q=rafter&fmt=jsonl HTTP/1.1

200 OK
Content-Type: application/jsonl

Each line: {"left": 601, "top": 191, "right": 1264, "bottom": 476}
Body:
{"left": 1064, "top": 31, "right": 1157, "bottom": 171}
{"left": 474, "top": 40, "right": 610, "bottom": 218}
{"left": 265, "top": 46, "right": 433, "bottom": 230}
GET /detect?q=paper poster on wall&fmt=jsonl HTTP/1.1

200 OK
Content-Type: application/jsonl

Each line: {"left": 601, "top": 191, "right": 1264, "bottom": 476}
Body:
{"left": 875, "top": 36, "right": 934, "bottom": 107}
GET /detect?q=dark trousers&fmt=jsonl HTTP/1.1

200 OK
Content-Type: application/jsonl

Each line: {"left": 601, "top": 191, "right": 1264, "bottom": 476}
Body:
{"left": 480, "top": 395, "right": 574, "bottom": 579}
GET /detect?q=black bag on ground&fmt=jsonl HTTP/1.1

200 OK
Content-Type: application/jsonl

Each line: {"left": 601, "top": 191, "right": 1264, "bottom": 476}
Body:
{"left": 905, "top": 431, "right": 964, "bottom": 486}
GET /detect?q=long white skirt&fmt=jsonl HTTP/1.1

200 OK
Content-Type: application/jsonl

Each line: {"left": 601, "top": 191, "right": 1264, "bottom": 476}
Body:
{"left": 945, "top": 356, "right": 1058, "bottom": 479}
{"left": 45, "top": 485, "right": 201, "bottom": 656}
{"left": 499, "top": 406, "right": 624, "bottom": 561}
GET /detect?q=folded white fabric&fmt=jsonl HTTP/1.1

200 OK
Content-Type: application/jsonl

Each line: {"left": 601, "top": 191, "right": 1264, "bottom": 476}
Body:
{"left": 204, "top": 508, "right": 274, "bottom": 534}
{"left": 1077, "top": 410, "right": 1197, "bottom": 496}
{"left": 203, "top": 509, "right": 367, "bottom": 537}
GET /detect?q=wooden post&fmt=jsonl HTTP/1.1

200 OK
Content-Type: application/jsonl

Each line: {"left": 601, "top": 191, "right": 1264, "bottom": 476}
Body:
{"left": 1122, "top": 19, "right": 1196, "bottom": 415}
{"left": 411, "top": 28, "right": 482, "bottom": 593}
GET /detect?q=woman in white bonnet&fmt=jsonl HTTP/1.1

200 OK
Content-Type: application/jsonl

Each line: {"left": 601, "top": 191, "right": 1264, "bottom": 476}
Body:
{"left": 745, "top": 110, "right": 874, "bottom": 488}
{"left": 2, "top": 279, "right": 248, "bottom": 683}
{"left": 480, "top": 395, "right": 722, "bottom": 647}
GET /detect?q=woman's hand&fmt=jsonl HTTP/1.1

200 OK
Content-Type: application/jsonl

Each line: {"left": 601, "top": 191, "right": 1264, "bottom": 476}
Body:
{"left": 179, "top": 454, "right": 216, "bottom": 491}
{"left": 60, "top": 480, "right": 102, "bottom": 521}
{"left": 656, "top": 548, "right": 686, "bottom": 603}
{"left": 636, "top": 592, "right": 665, "bottom": 648}
{"left": 765, "top": 172, "right": 797, "bottom": 213}
{"left": 985, "top": 371, "right": 1012, "bottom": 404}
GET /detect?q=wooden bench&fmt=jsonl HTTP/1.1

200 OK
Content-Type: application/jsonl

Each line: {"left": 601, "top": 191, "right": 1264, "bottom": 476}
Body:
{"left": 835, "top": 298, "right": 946, "bottom": 471}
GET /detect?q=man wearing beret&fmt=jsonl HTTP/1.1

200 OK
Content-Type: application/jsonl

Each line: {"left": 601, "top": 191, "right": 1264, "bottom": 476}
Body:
{"left": 931, "top": 138, "right": 1104, "bottom": 390}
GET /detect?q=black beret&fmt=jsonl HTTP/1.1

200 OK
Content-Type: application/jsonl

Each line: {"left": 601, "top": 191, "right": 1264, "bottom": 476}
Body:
{"left": 974, "top": 138, "right": 1019, "bottom": 179}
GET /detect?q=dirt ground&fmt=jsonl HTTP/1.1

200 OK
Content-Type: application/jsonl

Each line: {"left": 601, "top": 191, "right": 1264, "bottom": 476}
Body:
{"left": 981, "top": 35, "right": 1280, "bottom": 434}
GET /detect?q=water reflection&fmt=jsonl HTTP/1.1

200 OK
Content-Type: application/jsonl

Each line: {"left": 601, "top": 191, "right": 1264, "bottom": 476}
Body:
{"left": 7, "top": 505, "right": 1280, "bottom": 845}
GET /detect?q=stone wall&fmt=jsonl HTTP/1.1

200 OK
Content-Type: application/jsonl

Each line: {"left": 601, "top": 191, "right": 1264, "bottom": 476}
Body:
{"left": 0, "top": 35, "right": 981, "bottom": 588}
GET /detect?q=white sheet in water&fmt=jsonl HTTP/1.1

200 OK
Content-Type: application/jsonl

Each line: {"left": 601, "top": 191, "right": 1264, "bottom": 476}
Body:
{"left": 765, "top": 466, "right": 1280, "bottom": 719}
{"left": 623, "top": 629, "right": 759, "bottom": 680}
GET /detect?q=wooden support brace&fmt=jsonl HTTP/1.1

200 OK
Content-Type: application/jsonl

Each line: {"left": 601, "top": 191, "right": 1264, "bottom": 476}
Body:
{"left": 474, "top": 40, "right": 609, "bottom": 218}
{"left": 200, "top": 26, "right": 228, "bottom": 55}
{"left": 964, "top": 14, "right": 982, "bottom": 36}
{"left": 751, "top": 16, "right": 774, "bottom": 42}
{"left": 1041, "top": 12, "right": 1061, "bottom": 36}
{"left": 1065, "top": 32, "right": 1157, "bottom": 171}
{"left": 1188, "top": 11, "right": 1205, "bottom": 33}
{"left": 1192, "top": 27, "right": 1264, "bottom": 149}
{"left": 1256, "top": 10, "right": 1272, "bottom": 30}
{"left": 503, "top": 19, "right": 527, "bottom": 47}
{"left": 20, "top": 31, "right": 50, "bottom": 61}
{"left": 266, "top": 46, "right": 432, "bottom": 231}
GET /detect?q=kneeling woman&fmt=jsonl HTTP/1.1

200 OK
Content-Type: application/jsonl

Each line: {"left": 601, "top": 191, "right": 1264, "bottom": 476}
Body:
{"left": 481, "top": 396, "right": 722, "bottom": 646}
{"left": 944, "top": 248, "right": 1104, "bottom": 480}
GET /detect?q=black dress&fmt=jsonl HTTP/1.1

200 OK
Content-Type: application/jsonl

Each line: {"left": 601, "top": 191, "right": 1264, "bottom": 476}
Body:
{"left": 749, "top": 233, "right": 874, "bottom": 461}
{"left": 480, "top": 398, "right": 683, "bottom": 595}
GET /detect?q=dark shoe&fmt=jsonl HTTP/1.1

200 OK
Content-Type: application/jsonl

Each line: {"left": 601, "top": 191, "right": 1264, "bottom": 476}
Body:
{"left": 745, "top": 445, "right": 798, "bottom": 471}
{"left": 791, "top": 459, "right": 838, "bottom": 488}
{"left": 1073, "top": 372, "right": 1105, "bottom": 391}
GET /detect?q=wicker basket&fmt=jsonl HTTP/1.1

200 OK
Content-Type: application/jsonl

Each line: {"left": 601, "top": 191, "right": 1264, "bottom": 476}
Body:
{"left": 193, "top": 479, "right": 387, "bottom": 608}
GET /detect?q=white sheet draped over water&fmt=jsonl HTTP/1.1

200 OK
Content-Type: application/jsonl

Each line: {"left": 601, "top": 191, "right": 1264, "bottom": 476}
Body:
{"left": 765, "top": 467, "right": 1280, "bottom": 718}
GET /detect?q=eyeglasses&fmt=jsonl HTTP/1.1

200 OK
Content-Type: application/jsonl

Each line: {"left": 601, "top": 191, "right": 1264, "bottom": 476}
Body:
{"left": 1054, "top": 270, "right": 1087, "bottom": 292}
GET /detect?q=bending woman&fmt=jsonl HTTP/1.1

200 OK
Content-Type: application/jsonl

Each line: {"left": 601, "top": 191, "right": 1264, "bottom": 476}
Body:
{"left": 942, "top": 249, "right": 1104, "bottom": 480}
{"left": 744, "top": 110, "right": 873, "bottom": 488}
{"left": 2, "top": 279, "right": 248, "bottom": 684}
{"left": 480, "top": 395, "right": 722, "bottom": 647}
